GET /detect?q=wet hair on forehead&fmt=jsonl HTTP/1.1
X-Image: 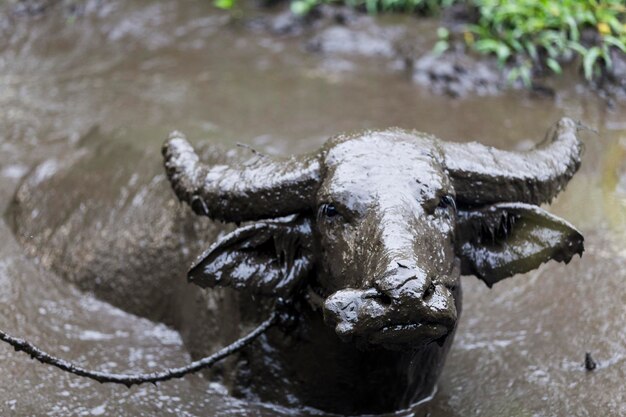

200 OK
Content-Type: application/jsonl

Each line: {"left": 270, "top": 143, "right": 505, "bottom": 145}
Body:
{"left": 316, "top": 160, "right": 452, "bottom": 213}
{"left": 322, "top": 132, "right": 442, "bottom": 167}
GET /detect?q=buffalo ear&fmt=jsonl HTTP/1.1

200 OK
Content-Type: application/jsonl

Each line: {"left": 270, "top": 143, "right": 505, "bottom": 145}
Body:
{"left": 456, "top": 203, "right": 584, "bottom": 287}
{"left": 188, "top": 214, "right": 314, "bottom": 296}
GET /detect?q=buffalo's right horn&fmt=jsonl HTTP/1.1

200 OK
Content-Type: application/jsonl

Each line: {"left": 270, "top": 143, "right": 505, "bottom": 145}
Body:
{"left": 163, "top": 132, "right": 321, "bottom": 223}
{"left": 442, "top": 117, "right": 585, "bottom": 206}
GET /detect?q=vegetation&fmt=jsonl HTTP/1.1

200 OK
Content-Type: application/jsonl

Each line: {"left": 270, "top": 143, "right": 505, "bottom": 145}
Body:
{"left": 290, "top": 0, "right": 455, "bottom": 15}
{"left": 217, "top": 0, "right": 626, "bottom": 86}
{"left": 438, "top": 0, "right": 626, "bottom": 85}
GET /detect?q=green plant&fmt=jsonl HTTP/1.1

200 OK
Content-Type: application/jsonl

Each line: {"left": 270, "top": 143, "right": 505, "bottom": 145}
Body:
{"left": 288, "top": 0, "right": 456, "bottom": 16}
{"left": 464, "top": 0, "right": 626, "bottom": 85}
{"left": 215, "top": 0, "right": 235, "bottom": 9}
{"left": 434, "top": 26, "right": 451, "bottom": 55}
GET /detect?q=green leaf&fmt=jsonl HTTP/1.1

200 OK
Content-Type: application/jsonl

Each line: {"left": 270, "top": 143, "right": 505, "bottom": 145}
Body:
{"left": 507, "top": 67, "right": 519, "bottom": 82}
{"left": 290, "top": 0, "right": 310, "bottom": 15}
{"left": 214, "top": 0, "right": 234, "bottom": 9}
{"left": 496, "top": 43, "right": 511, "bottom": 64}
{"left": 519, "top": 65, "right": 532, "bottom": 87}
{"left": 568, "top": 41, "right": 588, "bottom": 56}
{"left": 583, "top": 47, "right": 601, "bottom": 80}
{"left": 604, "top": 36, "right": 626, "bottom": 53}
{"left": 543, "top": 42, "right": 558, "bottom": 59}
{"left": 602, "top": 43, "right": 612, "bottom": 69}
{"left": 525, "top": 41, "right": 539, "bottom": 61}
{"left": 507, "top": 64, "right": 532, "bottom": 88}
{"left": 546, "top": 58, "right": 562, "bottom": 74}
{"left": 606, "top": 15, "right": 623, "bottom": 34}
{"left": 474, "top": 39, "right": 501, "bottom": 53}
{"left": 366, "top": 0, "right": 378, "bottom": 14}
{"left": 433, "top": 40, "right": 449, "bottom": 56}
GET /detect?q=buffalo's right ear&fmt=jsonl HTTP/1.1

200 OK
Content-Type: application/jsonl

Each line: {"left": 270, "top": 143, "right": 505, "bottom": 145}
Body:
{"left": 456, "top": 203, "right": 584, "bottom": 287}
{"left": 188, "top": 214, "right": 314, "bottom": 297}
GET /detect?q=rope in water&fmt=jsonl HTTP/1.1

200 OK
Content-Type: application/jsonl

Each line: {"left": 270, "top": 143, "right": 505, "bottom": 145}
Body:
{"left": 0, "top": 308, "right": 279, "bottom": 387}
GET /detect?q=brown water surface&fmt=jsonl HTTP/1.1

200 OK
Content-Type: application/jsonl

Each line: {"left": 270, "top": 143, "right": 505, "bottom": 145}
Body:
{"left": 0, "top": 1, "right": 624, "bottom": 416}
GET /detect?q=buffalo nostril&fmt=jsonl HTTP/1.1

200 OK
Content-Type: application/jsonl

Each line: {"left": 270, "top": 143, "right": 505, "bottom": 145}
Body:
{"left": 376, "top": 292, "right": 393, "bottom": 306}
{"left": 423, "top": 285, "right": 457, "bottom": 326}
{"left": 423, "top": 282, "right": 436, "bottom": 300}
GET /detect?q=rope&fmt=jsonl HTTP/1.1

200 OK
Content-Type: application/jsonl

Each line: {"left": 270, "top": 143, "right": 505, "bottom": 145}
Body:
{"left": 0, "top": 308, "right": 279, "bottom": 388}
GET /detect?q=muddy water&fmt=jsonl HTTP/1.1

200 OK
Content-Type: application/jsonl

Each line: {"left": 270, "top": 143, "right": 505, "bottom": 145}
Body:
{"left": 0, "top": 1, "right": 624, "bottom": 416}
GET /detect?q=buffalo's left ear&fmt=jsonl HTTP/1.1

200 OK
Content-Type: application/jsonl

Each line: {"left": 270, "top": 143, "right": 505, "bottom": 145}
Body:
{"left": 188, "top": 214, "right": 314, "bottom": 297}
{"left": 456, "top": 203, "right": 584, "bottom": 287}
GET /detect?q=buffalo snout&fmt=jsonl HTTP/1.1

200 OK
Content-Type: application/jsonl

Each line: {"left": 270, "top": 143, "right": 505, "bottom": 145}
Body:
{"left": 323, "top": 269, "right": 457, "bottom": 348}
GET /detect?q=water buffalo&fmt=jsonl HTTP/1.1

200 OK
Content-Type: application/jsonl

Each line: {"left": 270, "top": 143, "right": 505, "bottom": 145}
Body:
{"left": 161, "top": 117, "right": 584, "bottom": 414}
{"left": 7, "top": 119, "right": 584, "bottom": 415}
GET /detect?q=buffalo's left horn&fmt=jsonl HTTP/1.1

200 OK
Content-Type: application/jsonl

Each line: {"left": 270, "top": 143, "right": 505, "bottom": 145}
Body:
{"left": 163, "top": 132, "right": 321, "bottom": 222}
{"left": 442, "top": 117, "right": 585, "bottom": 206}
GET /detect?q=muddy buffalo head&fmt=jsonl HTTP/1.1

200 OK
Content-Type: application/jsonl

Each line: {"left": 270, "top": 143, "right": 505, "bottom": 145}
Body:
{"left": 163, "top": 118, "right": 584, "bottom": 349}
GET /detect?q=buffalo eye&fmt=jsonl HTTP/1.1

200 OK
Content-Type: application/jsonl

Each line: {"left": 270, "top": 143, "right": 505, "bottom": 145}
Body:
{"left": 320, "top": 203, "right": 339, "bottom": 218}
{"left": 437, "top": 195, "right": 456, "bottom": 212}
